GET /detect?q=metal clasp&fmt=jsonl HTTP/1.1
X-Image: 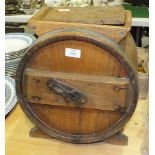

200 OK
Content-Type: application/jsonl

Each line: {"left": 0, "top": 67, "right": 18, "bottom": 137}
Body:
{"left": 46, "top": 78, "right": 88, "bottom": 105}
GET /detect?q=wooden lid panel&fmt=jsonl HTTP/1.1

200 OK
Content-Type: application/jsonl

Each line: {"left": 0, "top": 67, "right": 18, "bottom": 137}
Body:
{"left": 43, "top": 6, "right": 126, "bottom": 25}
{"left": 28, "top": 7, "right": 132, "bottom": 42}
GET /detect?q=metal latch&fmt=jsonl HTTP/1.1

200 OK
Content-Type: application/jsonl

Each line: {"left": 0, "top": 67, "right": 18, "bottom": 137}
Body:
{"left": 46, "top": 78, "right": 88, "bottom": 105}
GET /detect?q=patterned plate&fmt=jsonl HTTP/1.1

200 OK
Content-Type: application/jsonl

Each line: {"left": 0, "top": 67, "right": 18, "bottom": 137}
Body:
{"left": 5, "top": 76, "right": 17, "bottom": 115}
{"left": 5, "top": 33, "right": 36, "bottom": 53}
{"left": 5, "top": 58, "right": 21, "bottom": 66}
{"left": 5, "top": 48, "right": 28, "bottom": 61}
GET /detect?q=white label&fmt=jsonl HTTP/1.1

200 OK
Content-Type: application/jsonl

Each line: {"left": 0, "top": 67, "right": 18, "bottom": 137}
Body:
{"left": 58, "top": 9, "right": 70, "bottom": 12}
{"left": 65, "top": 48, "right": 81, "bottom": 58}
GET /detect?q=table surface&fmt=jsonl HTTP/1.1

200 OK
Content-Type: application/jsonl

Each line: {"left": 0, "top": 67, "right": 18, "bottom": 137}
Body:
{"left": 6, "top": 98, "right": 148, "bottom": 155}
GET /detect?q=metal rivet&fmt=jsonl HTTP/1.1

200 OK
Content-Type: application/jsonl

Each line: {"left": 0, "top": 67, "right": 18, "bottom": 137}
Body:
{"left": 33, "top": 79, "right": 40, "bottom": 84}
{"left": 119, "top": 32, "right": 125, "bottom": 37}
{"left": 56, "top": 99, "right": 64, "bottom": 103}
{"left": 114, "top": 104, "right": 120, "bottom": 110}
{"left": 113, "top": 86, "right": 120, "bottom": 91}
{"left": 32, "top": 96, "right": 41, "bottom": 102}
{"left": 88, "top": 83, "right": 95, "bottom": 87}
{"left": 120, "top": 135, "right": 126, "bottom": 140}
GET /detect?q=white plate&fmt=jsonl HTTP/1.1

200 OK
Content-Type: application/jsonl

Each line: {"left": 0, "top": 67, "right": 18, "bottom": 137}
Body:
{"left": 5, "top": 58, "right": 21, "bottom": 66}
{"left": 5, "top": 33, "right": 36, "bottom": 53}
{"left": 5, "top": 76, "right": 17, "bottom": 115}
{"left": 5, "top": 72, "right": 16, "bottom": 77}
{"left": 5, "top": 50, "right": 27, "bottom": 60}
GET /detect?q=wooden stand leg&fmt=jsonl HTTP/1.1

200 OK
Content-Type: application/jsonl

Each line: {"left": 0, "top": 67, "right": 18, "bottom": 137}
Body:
{"left": 29, "top": 127, "right": 128, "bottom": 146}
{"left": 29, "top": 127, "right": 50, "bottom": 139}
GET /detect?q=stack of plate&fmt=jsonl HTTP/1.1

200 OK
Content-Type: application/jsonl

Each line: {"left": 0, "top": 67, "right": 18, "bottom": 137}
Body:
{"left": 5, "top": 76, "right": 17, "bottom": 115}
{"left": 5, "top": 33, "right": 36, "bottom": 77}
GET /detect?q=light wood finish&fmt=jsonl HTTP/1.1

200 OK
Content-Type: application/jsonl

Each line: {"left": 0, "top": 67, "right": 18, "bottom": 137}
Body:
{"left": 28, "top": 6, "right": 132, "bottom": 42}
{"left": 26, "top": 40, "right": 127, "bottom": 76}
{"left": 42, "top": 6, "right": 126, "bottom": 25}
{"left": 119, "top": 33, "right": 138, "bottom": 68}
{"left": 138, "top": 72, "right": 149, "bottom": 99}
{"left": 137, "top": 47, "right": 149, "bottom": 99}
{"left": 25, "top": 69, "right": 129, "bottom": 111}
{"left": 30, "top": 104, "right": 121, "bottom": 134}
{"left": 6, "top": 99, "right": 148, "bottom": 155}
{"left": 25, "top": 68, "right": 128, "bottom": 83}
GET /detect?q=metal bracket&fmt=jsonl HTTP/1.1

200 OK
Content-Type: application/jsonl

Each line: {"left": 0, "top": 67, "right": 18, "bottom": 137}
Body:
{"left": 46, "top": 78, "right": 88, "bottom": 105}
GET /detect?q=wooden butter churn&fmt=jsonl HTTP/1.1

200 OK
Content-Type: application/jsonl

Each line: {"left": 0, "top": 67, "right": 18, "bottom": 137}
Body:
{"left": 16, "top": 6, "right": 138, "bottom": 144}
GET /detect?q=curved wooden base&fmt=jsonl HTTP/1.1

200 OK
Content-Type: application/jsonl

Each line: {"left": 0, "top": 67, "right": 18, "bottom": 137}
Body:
{"left": 29, "top": 127, "right": 128, "bottom": 146}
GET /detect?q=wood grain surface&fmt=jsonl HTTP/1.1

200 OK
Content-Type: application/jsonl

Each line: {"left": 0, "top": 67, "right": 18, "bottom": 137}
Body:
{"left": 30, "top": 104, "right": 121, "bottom": 134}
{"left": 25, "top": 69, "right": 129, "bottom": 111}
{"left": 43, "top": 6, "right": 125, "bottom": 25}
{"left": 28, "top": 7, "right": 131, "bottom": 42}
{"left": 15, "top": 28, "right": 138, "bottom": 143}
{"left": 5, "top": 99, "right": 148, "bottom": 155}
{"left": 26, "top": 40, "right": 127, "bottom": 76}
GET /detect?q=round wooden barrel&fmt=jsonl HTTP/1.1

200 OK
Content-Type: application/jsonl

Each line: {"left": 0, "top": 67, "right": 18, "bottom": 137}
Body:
{"left": 16, "top": 28, "right": 138, "bottom": 143}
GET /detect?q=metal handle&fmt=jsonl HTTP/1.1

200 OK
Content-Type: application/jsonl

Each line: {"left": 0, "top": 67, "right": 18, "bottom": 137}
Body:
{"left": 47, "top": 78, "right": 87, "bottom": 105}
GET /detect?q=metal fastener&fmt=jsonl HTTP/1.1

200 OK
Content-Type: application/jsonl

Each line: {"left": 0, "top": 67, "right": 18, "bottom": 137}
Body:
{"left": 32, "top": 96, "right": 41, "bottom": 102}
{"left": 119, "top": 31, "right": 125, "bottom": 37}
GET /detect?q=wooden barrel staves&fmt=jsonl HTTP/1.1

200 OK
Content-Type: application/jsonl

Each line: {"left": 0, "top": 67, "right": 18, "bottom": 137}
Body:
{"left": 16, "top": 27, "right": 138, "bottom": 144}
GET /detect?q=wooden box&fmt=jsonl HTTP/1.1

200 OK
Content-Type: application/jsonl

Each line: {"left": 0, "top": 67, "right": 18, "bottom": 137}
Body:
{"left": 137, "top": 47, "right": 149, "bottom": 99}
{"left": 28, "top": 6, "right": 132, "bottom": 43}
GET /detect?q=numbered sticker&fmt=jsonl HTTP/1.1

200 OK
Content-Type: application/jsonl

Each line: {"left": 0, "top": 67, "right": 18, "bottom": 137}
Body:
{"left": 65, "top": 48, "right": 81, "bottom": 58}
